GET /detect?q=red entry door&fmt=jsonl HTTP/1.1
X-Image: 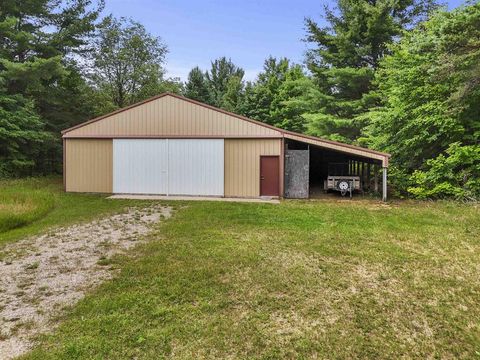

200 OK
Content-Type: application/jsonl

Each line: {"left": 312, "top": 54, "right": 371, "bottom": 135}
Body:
{"left": 260, "top": 156, "right": 280, "bottom": 196}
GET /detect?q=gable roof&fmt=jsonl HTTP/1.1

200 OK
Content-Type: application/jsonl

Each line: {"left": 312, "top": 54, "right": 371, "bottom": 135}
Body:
{"left": 62, "top": 92, "right": 390, "bottom": 166}
{"left": 62, "top": 92, "right": 282, "bottom": 138}
{"left": 62, "top": 92, "right": 285, "bottom": 136}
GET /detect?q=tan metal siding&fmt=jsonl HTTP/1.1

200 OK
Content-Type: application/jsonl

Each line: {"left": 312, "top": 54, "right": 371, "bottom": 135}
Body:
{"left": 65, "top": 139, "right": 112, "bottom": 193}
{"left": 224, "top": 139, "right": 281, "bottom": 197}
{"left": 65, "top": 95, "right": 282, "bottom": 138}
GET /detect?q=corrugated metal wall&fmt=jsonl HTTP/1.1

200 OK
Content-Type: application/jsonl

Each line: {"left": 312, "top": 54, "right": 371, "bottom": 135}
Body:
{"left": 65, "top": 95, "right": 282, "bottom": 138}
{"left": 224, "top": 139, "right": 281, "bottom": 197}
{"left": 65, "top": 139, "right": 112, "bottom": 193}
{"left": 65, "top": 138, "right": 281, "bottom": 197}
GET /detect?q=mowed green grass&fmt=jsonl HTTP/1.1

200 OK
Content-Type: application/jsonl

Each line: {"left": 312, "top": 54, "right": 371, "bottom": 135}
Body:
{"left": 0, "top": 177, "right": 150, "bottom": 246}
{"left": 10, "top": 182, "right": 477, "bottom": 359}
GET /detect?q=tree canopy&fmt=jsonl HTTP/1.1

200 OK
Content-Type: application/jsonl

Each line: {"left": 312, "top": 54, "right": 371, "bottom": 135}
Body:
{"left": 0, "top": 0, "right": 180, "bottom": 175}
{"left": 241, "top": 57, "right": 316, "bottom": 132}
{"left": 367, "top": 2, "right": 480, "bottom": 199}
{"left": 184, "top": 66, "right": 211, "bottom": 104}
{"left": 182, "top": 57, "right": 245, "bottom": 112}
{"left": 88, "top": 16, "right": 170, "bottom": 109}
{"left": 0, "top": 0, "right": 103, "bottom": 174}
{"left": 304, "top": 0, "right": 438, "bottom": 143}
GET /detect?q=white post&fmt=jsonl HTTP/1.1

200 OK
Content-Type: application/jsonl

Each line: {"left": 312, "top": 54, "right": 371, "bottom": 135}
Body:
{"left": 166, "top": 139, "right": 169, "bottom": 196}
{"left": 382, "top": 167, "right": 387, "bottom": 202}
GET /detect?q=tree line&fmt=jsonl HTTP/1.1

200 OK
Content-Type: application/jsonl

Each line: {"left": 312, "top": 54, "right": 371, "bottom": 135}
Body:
{"left": 1, "top": 0, "right": 479, "bottom": 199}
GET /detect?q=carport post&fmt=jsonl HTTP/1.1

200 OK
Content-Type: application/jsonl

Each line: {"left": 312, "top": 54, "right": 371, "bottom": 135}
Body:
{"left": 382, "top": 167, "right": 387, "bottom": 202}
{"left": 367, "top": 163, "right": 371, "bottom": 191}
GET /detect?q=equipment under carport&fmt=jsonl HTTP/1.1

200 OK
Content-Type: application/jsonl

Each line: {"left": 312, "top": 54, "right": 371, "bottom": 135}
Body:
{"left": 325, "top": 176, "right": 361, "bottom": 198}
{"left": 324, "top": 162, "right": 361, "bottom": 198}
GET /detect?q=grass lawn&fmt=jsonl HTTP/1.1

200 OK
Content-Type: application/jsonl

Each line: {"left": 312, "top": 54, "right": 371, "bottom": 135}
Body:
{"left": 1, "top": 178, "right": 479, "bottom": 359}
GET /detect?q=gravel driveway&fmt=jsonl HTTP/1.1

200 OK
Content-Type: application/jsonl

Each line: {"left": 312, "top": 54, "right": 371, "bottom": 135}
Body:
{"left": 0, "top": 205, "right": 171, "bottom": 359}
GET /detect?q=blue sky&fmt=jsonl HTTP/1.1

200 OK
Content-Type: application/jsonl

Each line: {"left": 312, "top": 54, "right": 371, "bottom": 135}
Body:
{"left": 103, "top": 0, "right": 467, "bottom": 82}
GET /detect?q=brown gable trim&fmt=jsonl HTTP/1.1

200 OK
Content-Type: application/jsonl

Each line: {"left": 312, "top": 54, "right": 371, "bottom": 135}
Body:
{"left": 61, "top": 92, "right": 390, "bottom": 159}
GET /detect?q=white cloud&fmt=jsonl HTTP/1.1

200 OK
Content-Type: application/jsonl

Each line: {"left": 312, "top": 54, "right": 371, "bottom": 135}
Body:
{"left": 165, "top": 65, "right": 192, "bottom": 82}
{"left": 165, "top": 64, "right": 261, "bottom": 83}
{"left": 243, "top": 69, "right": 262, "bottom": 82}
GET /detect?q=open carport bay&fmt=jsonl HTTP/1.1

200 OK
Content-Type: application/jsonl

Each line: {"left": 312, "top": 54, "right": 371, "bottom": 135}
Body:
{"left": 283, "top": 137, "right": 387, "bottom": 199}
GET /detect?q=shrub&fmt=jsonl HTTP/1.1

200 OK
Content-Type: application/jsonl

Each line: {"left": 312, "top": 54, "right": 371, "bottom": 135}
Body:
{"left": 408, "top": 143, "right": 480, "bottom": 200}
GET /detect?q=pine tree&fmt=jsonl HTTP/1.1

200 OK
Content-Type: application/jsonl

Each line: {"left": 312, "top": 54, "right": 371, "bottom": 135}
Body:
{"left": 184, "top": 67, "right": 211, "bottom": 104}
{"left": 205, "top": 57, "right": 244, "bottom": 110}
{"left": 0, "top": 94, "right": 50, "bottom": 176}
{"left": 305, "top": 0, "right": 438, "bottom": 143}
{"left": 0, "top": 0, "right": 103, "bottom": 175}
{"left": 241, "top": 57, "right": 290, "bottom": 125}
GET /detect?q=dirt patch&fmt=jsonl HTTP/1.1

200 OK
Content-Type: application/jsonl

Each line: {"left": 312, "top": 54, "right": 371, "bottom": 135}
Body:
{"left": 0, "top": 205, "right": 171, "bottom": 359}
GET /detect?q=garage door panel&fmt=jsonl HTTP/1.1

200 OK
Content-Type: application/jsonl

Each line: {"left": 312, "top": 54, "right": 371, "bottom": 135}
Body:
{"left": 113, "top": 139, "right": 224, "bottom": 196}
{"left": 113, "top": 139, "right": 168, "bottom": 194}
{"left": 168, "top": 139, "right": 224, "bottom": 196}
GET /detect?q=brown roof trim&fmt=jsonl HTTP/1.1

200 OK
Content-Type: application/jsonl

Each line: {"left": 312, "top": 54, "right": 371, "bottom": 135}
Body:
{"left": 63, "top": 135, "right": 283, "bottom": 139}
{"left": 61, "top": 92, "right": 390, "bottom": 159}
{"left": 282, "top": 131, "right": 390, "bottom": 158}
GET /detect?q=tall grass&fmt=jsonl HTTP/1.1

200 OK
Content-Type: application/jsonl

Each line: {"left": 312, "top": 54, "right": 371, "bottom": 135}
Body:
{"left": 0, "top": 179, "right": 55, "bottom": 233}
{"left": 0, "top": 177, "right": 152, "bottom": 246}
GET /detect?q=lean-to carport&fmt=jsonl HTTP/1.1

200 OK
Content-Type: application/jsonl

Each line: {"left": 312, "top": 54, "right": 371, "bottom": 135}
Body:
{"left": 282, "top": 133, "right": 390, "bottom": 201}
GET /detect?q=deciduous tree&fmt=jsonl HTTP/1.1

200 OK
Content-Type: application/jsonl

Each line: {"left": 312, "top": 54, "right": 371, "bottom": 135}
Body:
{"left": 89, "top": 16, "right": 169, "bottom": 108}
{"left": 241, "top": 57, "right": 315, "bottom": 132}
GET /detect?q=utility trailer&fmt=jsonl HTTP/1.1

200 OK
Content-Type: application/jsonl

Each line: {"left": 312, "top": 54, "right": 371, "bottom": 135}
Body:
{"left": 324, "top": 162, "right": 361, "bottom": 198}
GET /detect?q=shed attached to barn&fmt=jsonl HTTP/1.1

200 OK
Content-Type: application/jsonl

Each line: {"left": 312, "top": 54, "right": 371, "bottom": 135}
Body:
{"left": 62, "top": 93, "right": 390, "bottom": 200}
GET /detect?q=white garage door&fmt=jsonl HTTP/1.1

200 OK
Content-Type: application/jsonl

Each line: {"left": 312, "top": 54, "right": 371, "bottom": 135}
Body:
{"left": 113, "top": 139, "right": 224, "bottom": 196}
